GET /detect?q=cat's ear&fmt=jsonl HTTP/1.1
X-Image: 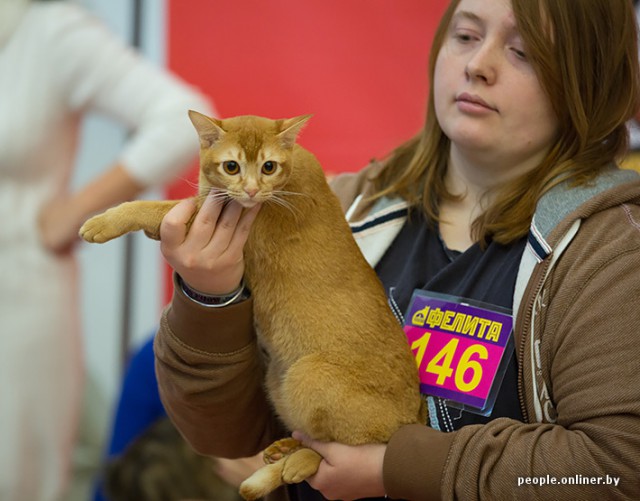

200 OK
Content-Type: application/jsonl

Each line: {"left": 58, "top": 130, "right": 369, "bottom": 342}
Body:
{"left": 188, "top": 110, "right": 226, "bottom": 148}
{"left": 278, "top": 114, "right": 312, "bottom": 149}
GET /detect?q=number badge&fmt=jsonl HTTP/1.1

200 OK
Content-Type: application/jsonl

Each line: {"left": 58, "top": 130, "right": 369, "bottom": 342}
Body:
{"left": 403, "top": 291, "right": 514, "bottom": 416}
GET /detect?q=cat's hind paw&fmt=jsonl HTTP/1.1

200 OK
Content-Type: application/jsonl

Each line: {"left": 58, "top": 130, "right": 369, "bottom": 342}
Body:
{"left": 79, "top": 210, "right": 129, "bottom": 243}
{"left": 238, "top": 462, "right": 284, "bottom": 501}
{"left": 281, "top": 447, "right": 322, "bottom": 484}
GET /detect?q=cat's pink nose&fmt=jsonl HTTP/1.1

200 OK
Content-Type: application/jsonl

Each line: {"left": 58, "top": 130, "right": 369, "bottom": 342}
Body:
{"left": 244, "top": 188, "right": 259, "bottom": 198}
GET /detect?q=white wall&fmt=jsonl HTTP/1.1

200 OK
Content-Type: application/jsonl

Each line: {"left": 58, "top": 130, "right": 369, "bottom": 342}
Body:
{"left": 68, "top": 0, "right": 167, "bottom": 498}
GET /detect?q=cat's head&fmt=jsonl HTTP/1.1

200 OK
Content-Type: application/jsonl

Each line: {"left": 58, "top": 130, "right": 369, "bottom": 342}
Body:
{"left": 188, "top": 110, "right": 310, "bottom": 208}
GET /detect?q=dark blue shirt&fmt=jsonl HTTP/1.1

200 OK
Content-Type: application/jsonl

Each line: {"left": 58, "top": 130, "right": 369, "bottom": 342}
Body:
{"left": 375, "top": 209, "right": 525, "bottom": 429}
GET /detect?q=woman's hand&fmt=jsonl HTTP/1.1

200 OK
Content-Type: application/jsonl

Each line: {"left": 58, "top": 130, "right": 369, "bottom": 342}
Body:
{"left": 213, "top": 453, "right": 264, "bottom": 488}
{"left": 292, "top": 432, "right": 387, "bottom": 501}
{"left": 38, "top": 195, "right": 83, "bottom": 255}
{"left": 160, "top": 192, "right": 261, "bottom": 295}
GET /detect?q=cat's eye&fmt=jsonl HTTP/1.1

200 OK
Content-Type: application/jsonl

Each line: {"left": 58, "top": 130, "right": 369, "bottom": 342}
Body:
{"left": 262, "top": 161, "right": 277, "bottom": 175}
{"left": 223, "top": 161, "right": 240, "bottom": 175}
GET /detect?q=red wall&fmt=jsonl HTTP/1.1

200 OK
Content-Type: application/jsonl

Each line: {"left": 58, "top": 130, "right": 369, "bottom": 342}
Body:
{"left": 164, "top": 0, "right": 448, "bottom": 298}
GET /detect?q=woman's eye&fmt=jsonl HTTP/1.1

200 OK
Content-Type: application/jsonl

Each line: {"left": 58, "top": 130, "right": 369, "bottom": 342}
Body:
{"left": 223, "top": 161, "right": 240, "bottom": 175}
{"left": 511, "top": 48, "right": 527, "bottom": 61}
{"left": 454, "top": 33, "right": 473, "bottom": 43}
{"left": 262, "top": 161, "right": 277, "bottom": 175}
{"left": 452, "top": 27, "right": 478, "bottom": 44}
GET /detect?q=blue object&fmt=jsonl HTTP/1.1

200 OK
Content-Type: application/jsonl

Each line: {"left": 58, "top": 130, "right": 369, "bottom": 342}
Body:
{"left": 93, "top": 333, "right": 166, "bottom": 501}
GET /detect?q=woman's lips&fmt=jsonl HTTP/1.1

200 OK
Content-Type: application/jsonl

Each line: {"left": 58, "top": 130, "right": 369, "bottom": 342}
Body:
{"left": 455, "top": 92, "right": 497, "bottom": 113}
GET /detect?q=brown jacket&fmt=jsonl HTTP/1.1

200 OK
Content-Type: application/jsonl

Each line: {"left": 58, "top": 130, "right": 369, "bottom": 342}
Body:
{"left": 155, "top": 164, "right": 640, "bottom": 500}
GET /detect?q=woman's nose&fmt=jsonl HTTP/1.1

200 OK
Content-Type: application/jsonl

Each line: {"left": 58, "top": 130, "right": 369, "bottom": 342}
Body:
{"left": 465, "top": 44, "right": 497, "bottom": 85}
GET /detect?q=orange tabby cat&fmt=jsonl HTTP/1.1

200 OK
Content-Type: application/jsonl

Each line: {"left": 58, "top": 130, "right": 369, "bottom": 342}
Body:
{"left": 80, "top": 111, "right": 427, "bottom": 500}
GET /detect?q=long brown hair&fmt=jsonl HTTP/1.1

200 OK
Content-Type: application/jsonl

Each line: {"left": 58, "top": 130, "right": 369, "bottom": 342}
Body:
{"left": 375, "top": 0, "right": 640, "bottom": 244}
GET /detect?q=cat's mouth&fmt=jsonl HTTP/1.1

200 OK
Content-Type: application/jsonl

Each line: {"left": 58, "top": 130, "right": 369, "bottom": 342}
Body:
{"left": 238, "top": 199, "right": 260, "bottom": 208}
{"left": 228, "top": 190, "right": 271, "bottom": 208}
{"left": 233, "top": 193, "right": 266, "bottom": 209}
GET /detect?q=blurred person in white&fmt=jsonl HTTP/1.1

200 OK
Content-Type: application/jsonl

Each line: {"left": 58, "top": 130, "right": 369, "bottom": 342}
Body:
{"left": 0, "top": 0, "right": 212, "bottom": 500}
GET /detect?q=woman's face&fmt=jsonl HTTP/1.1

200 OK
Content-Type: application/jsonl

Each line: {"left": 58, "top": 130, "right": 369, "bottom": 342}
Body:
{"left": 434, "top": 0, "right": 559, "bottom": 174}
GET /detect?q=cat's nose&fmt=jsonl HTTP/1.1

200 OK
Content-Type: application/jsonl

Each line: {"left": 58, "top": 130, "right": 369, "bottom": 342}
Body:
{"left": 244, "top": 188, "right": 259, "bottom": 198}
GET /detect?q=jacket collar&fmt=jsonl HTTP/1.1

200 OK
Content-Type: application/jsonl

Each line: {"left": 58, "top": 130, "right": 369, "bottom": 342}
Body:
{"left": 528, "top": 166, "right": 640, "bottom": 262}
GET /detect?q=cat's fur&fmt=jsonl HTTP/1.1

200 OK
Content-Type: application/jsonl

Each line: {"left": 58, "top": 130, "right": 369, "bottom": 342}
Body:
{"left": 80, "top": 111, "right": 427, "bottom": 500}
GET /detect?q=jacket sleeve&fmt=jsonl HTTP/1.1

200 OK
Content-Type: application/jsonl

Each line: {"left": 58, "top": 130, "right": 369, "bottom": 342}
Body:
{"left": 383, "top": 207, "right": 640, "bottom": 501}
{"left": 154, "top": 274, "right": 285, "bottom": 458}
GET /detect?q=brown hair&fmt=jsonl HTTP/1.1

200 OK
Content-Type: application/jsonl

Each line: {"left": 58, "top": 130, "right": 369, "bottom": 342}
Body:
{"left": 375, "top": 0, "right": 640, "bottom": 244}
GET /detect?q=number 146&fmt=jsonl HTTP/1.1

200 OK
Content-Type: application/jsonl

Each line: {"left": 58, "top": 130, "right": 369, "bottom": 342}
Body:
{"left": 411, "top": 332, "right": 488, "bottom": 393}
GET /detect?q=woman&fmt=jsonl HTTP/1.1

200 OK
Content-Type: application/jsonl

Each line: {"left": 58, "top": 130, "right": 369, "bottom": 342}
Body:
{"left": 0, "top": 1, "right": 211, "bottom": 500}
{"left": 154, "top": 0, "right": 640, "bottom": 499}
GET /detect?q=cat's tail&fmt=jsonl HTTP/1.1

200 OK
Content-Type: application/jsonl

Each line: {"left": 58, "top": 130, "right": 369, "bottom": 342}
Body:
{"left": 238, "top": 447, "right": 322, "bottom": 500}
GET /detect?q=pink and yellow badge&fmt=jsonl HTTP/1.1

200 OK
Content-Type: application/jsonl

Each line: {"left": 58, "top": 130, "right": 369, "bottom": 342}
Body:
{"left": 403, "top": 291, "right": 514, "bottom": 416}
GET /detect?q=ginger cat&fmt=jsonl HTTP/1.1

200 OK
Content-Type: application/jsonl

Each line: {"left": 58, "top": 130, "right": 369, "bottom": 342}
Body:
{"left": 80, "top": 111, "right": 427, "bottom": 500}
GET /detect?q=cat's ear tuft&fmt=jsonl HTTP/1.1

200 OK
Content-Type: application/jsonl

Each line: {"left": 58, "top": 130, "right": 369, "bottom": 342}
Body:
{"left": 278, "top": 114, "right": 312, "bottom": 149}
{"left": 188, "top": 110, "right": 226, "bottom": 148}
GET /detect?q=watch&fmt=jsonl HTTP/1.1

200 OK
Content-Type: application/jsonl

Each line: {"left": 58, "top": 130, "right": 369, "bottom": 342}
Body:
{"left": 178, "top": 275, "right": 249, "bottom": 308}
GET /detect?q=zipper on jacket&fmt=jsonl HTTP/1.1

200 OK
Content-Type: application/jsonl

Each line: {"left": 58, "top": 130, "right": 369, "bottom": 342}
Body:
{"left": 516, "top": 258, "right": 550, "bottom": 424}
{"left": 388, "top": 287, "right": 405, "bottom": 324}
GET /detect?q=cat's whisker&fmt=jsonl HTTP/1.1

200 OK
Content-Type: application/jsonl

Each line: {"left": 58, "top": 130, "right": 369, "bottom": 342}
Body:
{"left": 272, "top": 191, "right": 310, "bottom": 211}
{"left": 273, "top": 190, "right": 310, "bottom": 200}
{"left": 206, "top": 187, "right": 228, "bottom": 196}
{"left": 194, "top": 190, "right": 231, "bottom": 204}
{"left": 268, "top": 195, "right": 302, "bottom": 220}
{"left": 175, "top": 176, "right": 200, "bottom": 191}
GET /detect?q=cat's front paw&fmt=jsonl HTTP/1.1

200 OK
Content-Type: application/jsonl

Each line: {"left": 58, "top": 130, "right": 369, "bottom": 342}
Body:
{"left": 79, "top": 208, "right": 130, "bottom": 243}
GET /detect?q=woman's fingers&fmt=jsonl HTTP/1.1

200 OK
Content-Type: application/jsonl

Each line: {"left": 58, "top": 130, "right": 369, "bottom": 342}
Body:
{"left": 203, "top": 200, "right": 244, "bottom": 253}
{"left": 186, "top": 191, "right": 227, "bottom": 249}
{"left": 160, "top": 198, "right": 197, "bottom": 251}
{"left": 182, "top": 193, "right": 251, "bottom": 257}
{"left": 226, "top": 203, "right": 262, "bottom": 256}
{"left": 159, "top": 195, "right": 262, "bottom": 295}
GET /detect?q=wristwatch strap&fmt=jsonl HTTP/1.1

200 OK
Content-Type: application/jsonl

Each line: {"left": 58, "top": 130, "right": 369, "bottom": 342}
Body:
{"left": 178, "top": 275, "right": 249, "bottom": 308}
